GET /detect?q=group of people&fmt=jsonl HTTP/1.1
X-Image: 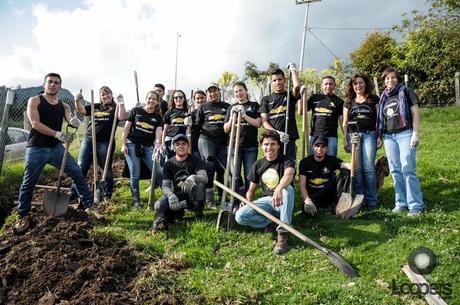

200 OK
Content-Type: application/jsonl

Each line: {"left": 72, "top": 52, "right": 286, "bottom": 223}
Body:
{"left": 15, "top": 66, "right": 424, "bottom": 254}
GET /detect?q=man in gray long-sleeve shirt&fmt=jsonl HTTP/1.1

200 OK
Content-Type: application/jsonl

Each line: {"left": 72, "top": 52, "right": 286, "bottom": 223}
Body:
{"left": 151, "top": 134, "right": 208, "bottom": 234}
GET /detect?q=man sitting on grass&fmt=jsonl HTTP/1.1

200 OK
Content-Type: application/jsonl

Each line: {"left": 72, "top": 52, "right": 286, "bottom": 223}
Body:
{"left": 298, "top": 136, "right": 351, "bottom": 217}
{"left": 151, "top": 134, "right": 208, "bottom": 234}
{"left": 235, "top": 130, "right": 295, "bottom": 254}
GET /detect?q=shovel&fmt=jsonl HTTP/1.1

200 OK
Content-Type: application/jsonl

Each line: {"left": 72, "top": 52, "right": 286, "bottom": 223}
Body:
{"left": 43, "top": 131, "right": 73, "bottom": 217}
{"left": 336, "top": 128, "right": 364, "bottom": 219}
{"left": 90, "top": 90, "right": 102, "bottom": 204}
{"left": 214, "top": 180, "right": 359, "bottom": 278}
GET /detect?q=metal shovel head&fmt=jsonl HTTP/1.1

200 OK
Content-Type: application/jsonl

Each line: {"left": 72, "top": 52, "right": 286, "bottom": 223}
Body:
{"left": 335, "top": 192, "right": 352, "bottom": 218}
{"left": 342, "top": 194, "right": 365, "bottom": 220}
{"left": 43, "top": 189, "right": 70, "bottom": 217}
{"left": 326, "top": 250, "right": 359, "bottom": 278}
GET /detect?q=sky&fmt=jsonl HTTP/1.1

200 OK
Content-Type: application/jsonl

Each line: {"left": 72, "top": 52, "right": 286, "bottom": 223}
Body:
{"left": 0, "top": 0, "right": 430, "bottom": 108}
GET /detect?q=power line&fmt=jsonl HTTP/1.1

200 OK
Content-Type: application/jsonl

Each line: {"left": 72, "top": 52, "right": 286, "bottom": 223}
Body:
{"left": 308, "top": 29, "right": 338, "bottom": 58}
{"left": 310, "top": 26, "right": 393, "bottom": 31}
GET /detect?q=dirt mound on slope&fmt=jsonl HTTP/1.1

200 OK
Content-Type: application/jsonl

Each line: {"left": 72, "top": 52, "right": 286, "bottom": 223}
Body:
{"left": 0, "top": 208, "right": 148, "bottom": 305}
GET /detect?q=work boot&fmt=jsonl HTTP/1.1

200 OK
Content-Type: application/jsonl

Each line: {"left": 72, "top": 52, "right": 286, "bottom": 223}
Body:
{"left": 273, "top": 232, "right": 289, "bottom": 255}
{"left": 151, "top": 217, "right": 168, "bottom": 236}
{"left": 206, "top": 188, "right": 217, "bottom": 209}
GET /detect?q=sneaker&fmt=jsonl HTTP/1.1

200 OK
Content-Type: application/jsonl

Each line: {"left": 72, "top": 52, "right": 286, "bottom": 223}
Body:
{"left": 273, "top": 232, "right": 289, "bottom": 255}
{"left": 392, "top": 206, "right": 406, "bottom": 214}
{"left": 407, "top": 210, "right": 422, "bottom": 217}
{"left": 207, "top": 201, "right": 217, "bottom": 210}
{"left": 134, "top": 202, "right": 142, "bottom": 209}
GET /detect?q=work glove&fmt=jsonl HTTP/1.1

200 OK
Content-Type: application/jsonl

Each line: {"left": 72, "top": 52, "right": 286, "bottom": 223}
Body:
{"left": 235, "top": 104, "right": 246, "bottom": 118}
{"left": 410, "top": 132, "right": 419, "bottom": 149}
{"left": 287, "top": 62, "right": 297, "bottom": 72}
{"left": 303, "top": 198, "right": 317, "bottom": 216}
{"left": 74, "top": 91, "right": 83, "bottom": 102}
{"left": 276, "top": 130, "right": 290, "bottom": 144}
{"left": 168, "top": 194, "right": 186, "bottom": 211}
{"left": 350, "top": 133, "right": 360, "bottom": 144}
{"left": 116, "top": 94, "right": 124, "bottom": 105}
{"left": 184, "top": 116, "right": 193, "bottom": 127}
{"left": 55, "top": 131, "right": 73, "bottom": 143}
{"left": 69, "top": 117, "right": 81, "bottom": 128}
{"left": 181, "top": 175, "right": 197, "bottom": 194}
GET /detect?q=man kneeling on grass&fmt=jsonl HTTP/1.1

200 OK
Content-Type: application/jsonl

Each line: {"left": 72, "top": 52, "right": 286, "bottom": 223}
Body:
{"left": 235, "top": 130, "right": 295, "bottom": 254}
{"left": 298, "top": 136, "right": 351, "bottom": 217}
{"left": 151, "top": 134, "right": 207, "bottom": 234}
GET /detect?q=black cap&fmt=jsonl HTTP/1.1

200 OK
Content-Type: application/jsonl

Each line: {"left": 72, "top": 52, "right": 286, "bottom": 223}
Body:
{"left": 171, "top": 134, "right": 189, "bottom": 149}
{"left": 206, "top": 82, "right": 219, "bottom": 91}
{"left": 313, "top": 135, "right": 328, "bottom": 146}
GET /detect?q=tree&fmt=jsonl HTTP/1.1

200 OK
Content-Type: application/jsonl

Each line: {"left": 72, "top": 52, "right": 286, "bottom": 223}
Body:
{"left": 244, "top": 61, "right": 279, "bottom": 101}
{"left": 217, "top": 71, "right": 238, "bottom": 102}
{"left": 349, "top": 31, "right": 401, "bottom": 78}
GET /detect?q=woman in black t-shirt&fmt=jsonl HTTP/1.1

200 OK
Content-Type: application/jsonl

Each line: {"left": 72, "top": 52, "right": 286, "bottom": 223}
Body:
{"left": 71, "top": 86, "right": 127, "bottom": 201}
{"left": 223, "top": 81, "right": 261, "bottom": 193}
{"left": 377, "top": 68, "right": 424, "bottom": 216}
{"left": 161, "top": 89, "right": 189, "bottom": 158}
{"left": 121, "top": 91, "right": 163, "bottom": 208}
{"left": 343, "top": 73, "right": 379, "bottom": 208}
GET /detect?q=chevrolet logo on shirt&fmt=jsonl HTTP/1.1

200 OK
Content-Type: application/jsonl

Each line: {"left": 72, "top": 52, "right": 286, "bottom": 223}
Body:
{"left": 95, "top": 111, "right": 110, "bottom": 118}
{"left": 315, "top": 107, "right": 333, "bottom": 113}
{"left": 172, "top": 117, "right": 185, "bottom": 124}
{"left": 309, "top": 177, "right": 330, "bottom": 185}
{"left": 137, "top": 121, "right": 154, "bottom": 129}
{"left": 209, "top": 114, "right": 225, "bottom": 120}
{"left": 269, "top": 105, "right": 287, "bottom": 114}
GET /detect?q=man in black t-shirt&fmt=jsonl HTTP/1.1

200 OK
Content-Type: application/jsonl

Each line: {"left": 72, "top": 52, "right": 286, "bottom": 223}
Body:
{"left": 307, "top": 75, "right": 344, "bottom": 156}
{"left": 259, "top": 66, "right": 300, "bottom": 161}
{"left": 298, "top": 136, "right": 351, "bottom": 217}
{"left": 235, "top": 130, "right": 295, "bottom": 255}
{"left": 154, "top": 83, "right": 169, "bottom": 115}
{"left": 151, "top": 134, "right": 208, "bottom": 234}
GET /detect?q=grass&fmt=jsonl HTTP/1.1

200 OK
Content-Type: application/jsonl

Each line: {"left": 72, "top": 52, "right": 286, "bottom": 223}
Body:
{"left": 2, "top": 107, "right": 460, "bottom": 304}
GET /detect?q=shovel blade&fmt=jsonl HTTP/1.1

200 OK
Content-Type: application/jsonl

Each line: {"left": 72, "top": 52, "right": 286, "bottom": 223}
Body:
{"left": 342, "top": 194, "right": 365, "bottom": 220}
{"left": 336, "top": 192, "right": 352, "bottom": 218}
{"left": 43, "top": 190, "right": 70, "bottom": 217}
{"left": 326, "top": 250, "right": 359, "bottom": 278}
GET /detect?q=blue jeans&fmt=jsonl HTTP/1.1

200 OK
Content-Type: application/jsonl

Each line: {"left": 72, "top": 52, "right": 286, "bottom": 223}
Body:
{"left": 309, "top": 136, "right": 338, "bottom": 156}
{"left": 17, "top": 144, "right": 93, "bottom": 217}
{"left": 70, "top": 137, "right": 114, "bottom": 199}
{"left": 384, "top": 129, "right": 424, "bottom": 212}
{"left": 348, "top": 131, "right": 378, "bottom": 206}
{"left": 125, "top": 142, "right": 163, "bottom": 205}
{"left": 230, "top": 146, "right": 258, "bottom": 193}
{"left": 235, "top": 185, "right": 294, "bottom": 233}
{"left": 198, "top": 137, "right": 227, "bottom": 191}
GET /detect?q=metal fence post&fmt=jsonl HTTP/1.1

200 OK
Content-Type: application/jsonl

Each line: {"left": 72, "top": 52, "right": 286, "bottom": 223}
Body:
{"left": 404, "top": 74, "right": 409, "bottom": 87}
{"left": 0, "top": 90, "right": 15, "bottom": 176}
{"left": 455, "top": 72, "right": 460, "bottom": 106}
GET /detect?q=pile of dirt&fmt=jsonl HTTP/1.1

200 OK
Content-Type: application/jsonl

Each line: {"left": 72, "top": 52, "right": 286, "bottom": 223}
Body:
{"left": 0, "top": 208, "right": 150, "bottom": 305}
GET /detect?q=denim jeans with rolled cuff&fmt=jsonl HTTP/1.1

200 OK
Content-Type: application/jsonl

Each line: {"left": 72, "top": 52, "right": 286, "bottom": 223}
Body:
{"left": 125, "top": 142, "right": 163, "bottom": 205}
{"left": 17, "top": 144, "right": 93, "bottom": 217}
{"left": 235, "top": 185, "right": 294, "bottom": 233}
{"left": 383, "top": 128, "right": 424, "bottom": 212}
{"left": 70, "top": 137, "right": 114, "bottom": 200}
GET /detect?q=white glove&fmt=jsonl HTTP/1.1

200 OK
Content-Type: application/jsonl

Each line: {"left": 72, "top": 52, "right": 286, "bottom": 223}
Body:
{"left": 276, "top": 130, "right": 290, "bottom": 144}
{"left": 184, "top": 116, "right": 193, "bottom": 127}
{"left": 55, "top": 131, "right": 73, "bottom": 143}
{"left": 181, "top": 175, "right": 197, "bottom": 193}
{"left": 116, "top": 94, "right": 124, "bottom": 104}
{"left": 168, "top": 194, "right": 187, "bottom": 211}
{"left": 69, "top": 117, "right": 81, "bottom": 128}
{"left": 303, "top": 198, "right": 317, "bottom": 216}
{"left": 74, "top": 92, "right": 83, "bottom": 102}
{"left": 410, "top": 132, "right": 419, "bottom": 149}
{"left": 235, "top": 105, "right": 246, "bottom": 118}
{"left": 287, "top": 62, "right": 297, "bottom": 72}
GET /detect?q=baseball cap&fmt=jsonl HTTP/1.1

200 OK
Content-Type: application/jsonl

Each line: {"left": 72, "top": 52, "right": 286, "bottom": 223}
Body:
{"left": 206, "top": 82, "right": 219, "bottom": 91}
{"left": 313, "top": 135, "right": 328, "bottom": 146}
{"left": 171, "top": 134, "right": 189, "bottom": 149}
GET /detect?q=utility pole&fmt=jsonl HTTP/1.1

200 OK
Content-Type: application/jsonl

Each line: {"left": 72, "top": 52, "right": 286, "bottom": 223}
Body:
{"left": 174, "top": 31, "right": 181, "bottom": 90}
{"left": 296, "top": 0, "right": 321, "bottom": 73}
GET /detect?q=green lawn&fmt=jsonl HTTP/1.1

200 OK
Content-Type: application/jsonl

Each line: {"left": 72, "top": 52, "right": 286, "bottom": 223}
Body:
{"left": 4, "top": 107, "right": 460, "bottom": 304}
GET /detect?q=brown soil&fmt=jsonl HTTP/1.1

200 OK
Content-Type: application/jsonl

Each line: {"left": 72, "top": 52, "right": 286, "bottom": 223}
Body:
{"left": 0, "top": 208, "right": 150, "bottom": 305}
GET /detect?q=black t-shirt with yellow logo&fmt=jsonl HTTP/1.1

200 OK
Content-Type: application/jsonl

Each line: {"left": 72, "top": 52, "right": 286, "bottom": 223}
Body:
{"left": 248, "top": 155, "right": 295, "bottom": 198}
{"left": 298, "top": 155, "right": 342, "bottom": 195}
{"left": 224, "top": 101, "right": 260, "bottom": 148}
{"left": 163, "top": 108, "right": 187, "bottom": 138}
{"left": 307, "top": 94, "right": 344, "bottom": 137}
{"left": 84, "top": 103, "right": 117, "bottom": 141}
{"left": 127, "top": 106, "right": 163, "bottom": 146}
{"left": 197, "top": 101, "right": 230, "bottom": 144}
{"left": 344, "top": 95, "right": 379, "bottom": 132}
{"left": 259, "top": 92, "right": 299, "bottom": 141}
{"left": 163, "top": 154, "right": 206, "bottom": 192}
